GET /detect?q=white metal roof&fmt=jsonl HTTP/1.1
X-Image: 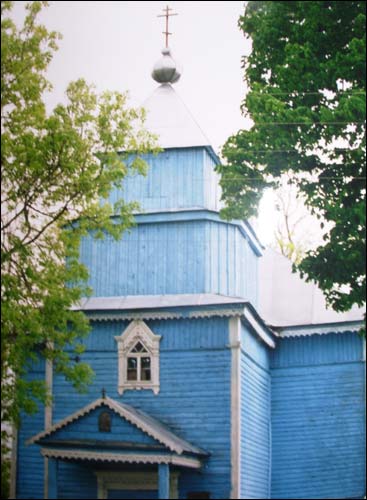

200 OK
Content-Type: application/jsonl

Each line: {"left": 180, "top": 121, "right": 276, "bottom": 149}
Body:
{"left": 72, "top": 293, "right": 247, "bottom": 311}
{"left": 143, "top": 83, "right": 212, "bottom": 149}
{"left": 258, "top": 247, "right": 365, "bottom": 327}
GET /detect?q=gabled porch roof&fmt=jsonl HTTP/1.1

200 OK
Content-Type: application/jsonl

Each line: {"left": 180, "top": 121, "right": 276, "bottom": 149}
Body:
{"left": 27, "top": 396, "right": 208, "bottom": 469}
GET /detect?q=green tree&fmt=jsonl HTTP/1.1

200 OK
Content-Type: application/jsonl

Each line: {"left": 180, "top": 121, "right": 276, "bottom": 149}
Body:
{"left": 217, "top": 1, "right": 366, "bottom": 312}
{"left": 1, "top": 0, "right": 157, "bottom": 480}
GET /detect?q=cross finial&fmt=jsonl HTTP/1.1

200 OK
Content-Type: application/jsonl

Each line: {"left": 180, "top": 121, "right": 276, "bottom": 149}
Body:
{"left": 101, "top": 387, "right": 106, "bottom": 399}
{"left": 157, "top": 5, "right": 178, "bottom": 48}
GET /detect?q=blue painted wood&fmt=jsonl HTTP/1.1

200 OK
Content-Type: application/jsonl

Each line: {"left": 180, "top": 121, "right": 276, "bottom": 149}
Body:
{"left": 158, "top": 464, "right": 169, "bottom": 499}
{"left": 16, "top": 363, "right": 45, "bottom": 500}
{"left": 108, "top": 148, "right": 214, "bottom": 212}
{"left": 270, "top": 331, "right": 364, "bottom": 367}
{"left": 57, "top": 462, "right": 97, "bottom": 499}
{"left": 48, "top": 458, "right": 58, "bottom": 499}
{"left": 240, "top": 324, "right": 271, "bottom": 499}
{"left": 79, "top": 218, "right": 259, "bottom": 303}
{"left": 203, "top": 149, "right": 222, "bottom": 212}
{"left": 50, "top": 406, "right": 159, "bottom": 445}
{"left": 50, "top": 317, "right": 232, "bottom": 500}
{"left": 271, "top": 333, "right": 366, "bottom": 500}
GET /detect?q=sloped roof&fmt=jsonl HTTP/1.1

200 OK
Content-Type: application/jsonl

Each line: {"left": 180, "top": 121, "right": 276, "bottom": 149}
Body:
{"left": 27, "top": 396, "right": 207, "bottom": 457}
{"left": 258, "top": 247, "right": 365, "bottom": 328}
{"left": 72, "top": 293, "right": 247, "bottom": 311}
{"left": 143, "top": 83, "right": 211, "bottom": 149}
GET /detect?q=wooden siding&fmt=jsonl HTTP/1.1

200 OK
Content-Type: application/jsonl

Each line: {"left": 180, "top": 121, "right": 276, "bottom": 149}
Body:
{"left": 46, "top": 317, "right": 232, "bottom": 499}
{"left": 50, "top": 406, "right": 160, "bottom": 445}
{"left": 16, "top": 360, "right": 45, "bottom": 499}
{"left": 79, "top": 220, "right": 207, "bottom": 297}
{"left": 57, "top": 462, "right": 97, "bottom": 499}
{"left": 270, "top": 332, "right": 366, "bottom": 499}
{"left": 108, "top": 148, "right": 218, "bottom": 212}
{"left": 80, "top": 219, "right": 258, "bottom": 304}
{"left": 203, "top": 149, "right": 222, "bottom": 212}
{"left": 240, "top": 324, "right": 271, "bottom": 499}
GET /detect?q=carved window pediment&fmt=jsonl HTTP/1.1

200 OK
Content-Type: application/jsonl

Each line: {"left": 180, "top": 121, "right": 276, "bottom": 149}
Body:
{"left": 115, "top": 320, "right": 161, "bottom": 395}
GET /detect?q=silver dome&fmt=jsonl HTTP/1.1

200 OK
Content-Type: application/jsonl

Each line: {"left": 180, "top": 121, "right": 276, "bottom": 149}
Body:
{"left": 151, "top": 47, "right": 182, "bottom": 84}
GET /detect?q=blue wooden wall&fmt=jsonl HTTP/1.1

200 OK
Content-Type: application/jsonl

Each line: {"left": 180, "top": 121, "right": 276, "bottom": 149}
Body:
{"left": 240, "top": 323, "right": 271, "bottom": 499}
{"left": 108, "top": 148, "right": 220, "bottom": 213}
{"left": 57, "top": 462, "right": 96, "bottom": 500}
{"left": 270, "top": 332, "right": 366, "bottom": 499}
{"left": 16, "top": 357, "right": 46, "bottom": 499}
{"left": 79, "top": 218, "right": 259, "bottom": 304}
{"left": 203, "top": 149, "right": 222, "bottom": 212}
{"left": 50, "top": 406, "right": 159, "bottom": 445}
{"left": 80, "top": 145, "right": 260, "bottom": 304}
{"left": 21, "top": 317, "right": 233, "bottom": 500}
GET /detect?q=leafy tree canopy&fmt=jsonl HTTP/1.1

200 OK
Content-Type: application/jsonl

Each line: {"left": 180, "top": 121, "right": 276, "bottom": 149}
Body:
{"left": 217, "top": 0, "right": 366, "bottom": 312}
{"left": 1, "top": 0, "right": 158, "bottom": 429}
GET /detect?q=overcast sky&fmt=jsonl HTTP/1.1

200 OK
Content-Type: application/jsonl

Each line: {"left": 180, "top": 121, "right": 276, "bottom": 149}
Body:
{"left": 12, "top": 0, "right": 312, "bottom": 245}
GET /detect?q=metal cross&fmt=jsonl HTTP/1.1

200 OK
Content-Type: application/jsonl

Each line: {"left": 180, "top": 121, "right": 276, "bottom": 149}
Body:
{"left": 157, "top": 5, "right": 178, "bottom": 48}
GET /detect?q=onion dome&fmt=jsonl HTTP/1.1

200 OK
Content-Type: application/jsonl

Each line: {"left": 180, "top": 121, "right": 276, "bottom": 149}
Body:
{"left": 151, "top": 47, "right": 182, "bottom": 84}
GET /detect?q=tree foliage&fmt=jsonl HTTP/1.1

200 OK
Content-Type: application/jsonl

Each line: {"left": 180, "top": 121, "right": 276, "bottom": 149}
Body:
{"left": 217, "top": 1, "right": 366, "bottom": 312}
{"left": 1, "top": 0, "right": 158, "bottom": 433}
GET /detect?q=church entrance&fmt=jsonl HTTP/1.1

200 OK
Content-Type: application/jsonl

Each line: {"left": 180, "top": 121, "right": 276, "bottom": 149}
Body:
{"left": 96, "top": 470, "right": 179, "bottom": 499}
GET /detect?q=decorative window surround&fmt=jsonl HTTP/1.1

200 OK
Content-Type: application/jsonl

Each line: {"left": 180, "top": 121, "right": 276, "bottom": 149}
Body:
{"left": 115, "top": 320, "right": 161, "bottom": 395}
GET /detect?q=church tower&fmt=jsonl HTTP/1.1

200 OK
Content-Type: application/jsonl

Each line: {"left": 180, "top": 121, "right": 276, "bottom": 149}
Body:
{"left": 78, "top": 38, "right": 263, "bottom": 307}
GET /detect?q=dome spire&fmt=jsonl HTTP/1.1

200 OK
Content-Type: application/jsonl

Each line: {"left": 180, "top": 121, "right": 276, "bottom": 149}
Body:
{"left": 152, "top": 5, "right": 182, "bottom": 84}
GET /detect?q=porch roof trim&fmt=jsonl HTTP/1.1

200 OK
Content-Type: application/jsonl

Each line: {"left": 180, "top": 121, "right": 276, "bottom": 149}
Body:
{"left": 27, "top": 396, "right": 208, "bottom": 457}
{"left": 41, "top": 447, "right": 202, "bottom": 469}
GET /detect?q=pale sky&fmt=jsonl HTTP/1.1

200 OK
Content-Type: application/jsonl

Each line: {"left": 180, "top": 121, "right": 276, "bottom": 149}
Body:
{"left": 13, "top": 0, "right": 250, "bottom": 153}
{"left": 11, "top": 0, "right": 316, "bottom": 245}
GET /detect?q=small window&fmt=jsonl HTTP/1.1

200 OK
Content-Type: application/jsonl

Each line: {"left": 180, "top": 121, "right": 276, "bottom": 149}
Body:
{"left": 131, "top": 342, "right": 147, "bottom": 353}
{"left": 98, "top": 411, "right": 111, "bottom": 432}
{"left": 115, "top": 320, "right": 161, "bottom": 395}
{"left": 127, "top": 343, "right": 152, "bottom": 382}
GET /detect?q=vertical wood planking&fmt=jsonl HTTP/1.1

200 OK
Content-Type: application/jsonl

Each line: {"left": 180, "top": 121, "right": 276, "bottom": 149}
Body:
{"left": 240, "top": 324, "right": 271, "bottom": 499}
{"left": 48, "top": 317, "right": 233, "bottom": 499}
{"left": 271, "top": 332, "right": 366, "bottom": 499}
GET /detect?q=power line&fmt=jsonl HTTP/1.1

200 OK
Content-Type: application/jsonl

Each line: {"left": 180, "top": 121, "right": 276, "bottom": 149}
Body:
{"left": 217, "top": 148, "right": 365, "bottom": 153}
{"left": 245, "top": 91, "right": 366, "bottom": 96}
{"left": 121, "top": 176, "right": 367, "bottom": 181}
{"left": 243, "top": 121, "right": 365, "bottom": 125}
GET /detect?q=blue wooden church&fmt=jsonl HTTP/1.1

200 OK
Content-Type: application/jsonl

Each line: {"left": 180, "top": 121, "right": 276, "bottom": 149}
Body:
{"left": 14, "top": 44, "right": 365, "bottom": 500}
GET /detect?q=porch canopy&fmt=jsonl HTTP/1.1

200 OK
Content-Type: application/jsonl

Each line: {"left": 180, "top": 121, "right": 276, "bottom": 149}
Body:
{"left": 27, "top": 396, "right": 208, "bottom": 499}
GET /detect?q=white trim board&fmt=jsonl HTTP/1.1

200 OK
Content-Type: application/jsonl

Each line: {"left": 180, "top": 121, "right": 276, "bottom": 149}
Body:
{"left": 279, "top": 321, "right": 364, "bottom": 337}
{"left": 229, "top": 317, "right": 241, "bottom": 499}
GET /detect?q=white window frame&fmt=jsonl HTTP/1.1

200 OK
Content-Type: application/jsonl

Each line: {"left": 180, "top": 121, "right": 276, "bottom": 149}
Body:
{"left": 115, "top": 320, "right": 161, "bottom": 395}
